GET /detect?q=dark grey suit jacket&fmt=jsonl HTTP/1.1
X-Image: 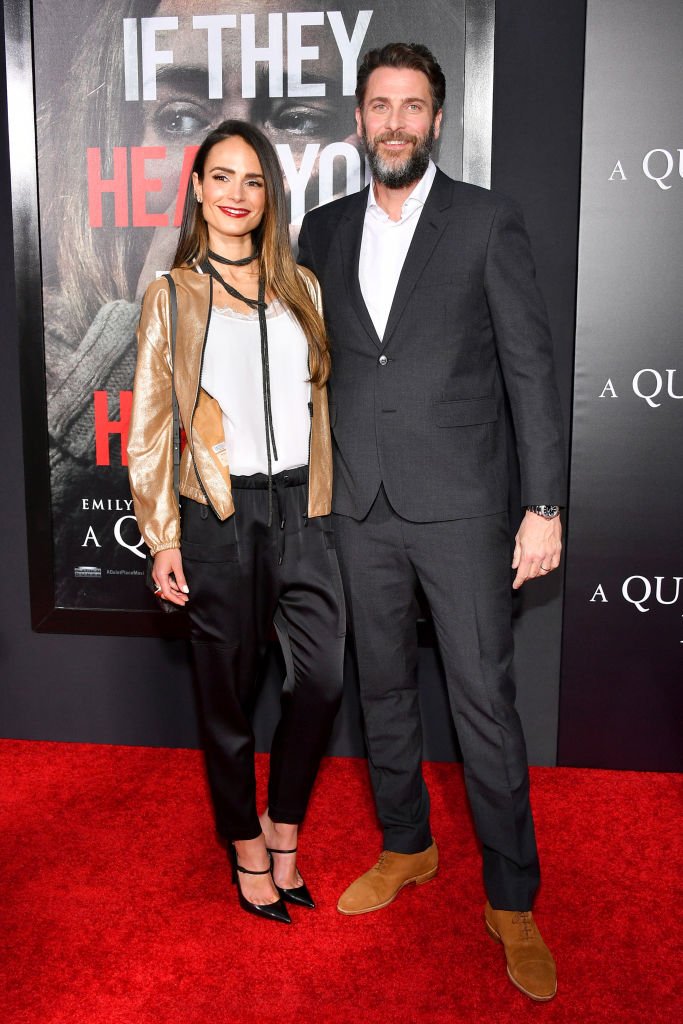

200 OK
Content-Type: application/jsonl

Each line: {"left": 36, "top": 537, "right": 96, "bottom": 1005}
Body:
{"left": 298, "top": 168, "right": 566, "bottom": 522}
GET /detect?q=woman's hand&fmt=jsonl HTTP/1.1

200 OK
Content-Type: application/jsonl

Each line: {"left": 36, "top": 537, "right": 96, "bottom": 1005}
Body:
{"left": 153, "top": 548, "right": 189, "bottom": 606}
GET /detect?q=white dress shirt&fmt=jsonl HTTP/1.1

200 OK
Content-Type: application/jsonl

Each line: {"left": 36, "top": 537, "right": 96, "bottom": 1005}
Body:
{"left": 200, "top": 300, "right": 311, "bottom": 476}
{"left": 359, "top": 159, "right": 437, "bottom": 341}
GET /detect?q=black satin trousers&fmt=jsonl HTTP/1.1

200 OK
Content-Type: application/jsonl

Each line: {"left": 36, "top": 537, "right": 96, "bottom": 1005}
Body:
{"left": 181, "top": 469, "right": 345, "bottom": 842}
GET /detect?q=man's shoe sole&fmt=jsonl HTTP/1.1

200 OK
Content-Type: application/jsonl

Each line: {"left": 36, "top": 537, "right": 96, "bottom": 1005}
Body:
{"left": 337, "top": 865, "right": 438, "bottom": 916}
{"left": 485, "top": 919, "right": 558, "bottom": 1002}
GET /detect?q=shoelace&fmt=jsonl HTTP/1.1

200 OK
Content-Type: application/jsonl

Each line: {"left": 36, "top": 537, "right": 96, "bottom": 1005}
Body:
{"left": 512, "top": 911, "right": 534, "bottom": 940}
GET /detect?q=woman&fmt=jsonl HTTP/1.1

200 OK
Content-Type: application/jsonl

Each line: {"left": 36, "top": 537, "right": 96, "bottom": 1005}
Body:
{"left": 127, "top": 120, "right": 345, "bottom": 924}
{"left": 41, "top": 0, "right": 365, "bottom": 608}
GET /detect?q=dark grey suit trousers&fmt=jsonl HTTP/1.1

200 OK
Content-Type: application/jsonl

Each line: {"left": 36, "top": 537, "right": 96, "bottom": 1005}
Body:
{"left": 334, "top": 487, "right": 540, "bottom": 911}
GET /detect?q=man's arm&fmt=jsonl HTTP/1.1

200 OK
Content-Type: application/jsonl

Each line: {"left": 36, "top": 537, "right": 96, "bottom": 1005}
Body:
{"left": 483, "top": 198, "right": 566, "bottom": 587}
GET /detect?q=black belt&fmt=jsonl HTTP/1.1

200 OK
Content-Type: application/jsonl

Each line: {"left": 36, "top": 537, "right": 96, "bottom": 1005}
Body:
{"left": 230, "top": 466, "right": 308, "bottom": 490}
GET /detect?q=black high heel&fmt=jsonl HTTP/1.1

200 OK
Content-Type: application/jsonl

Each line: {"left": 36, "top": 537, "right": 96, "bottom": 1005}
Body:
{"left": 229, "top": 846, "right": 291, "bottom": 924}
{"left": 267, "top": 847, "right": 315, "bottom": 909}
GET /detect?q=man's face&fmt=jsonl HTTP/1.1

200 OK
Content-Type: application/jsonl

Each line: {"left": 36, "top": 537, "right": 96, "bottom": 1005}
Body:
{"left": 356, "top": 66, "right": 442, "bottom": 188}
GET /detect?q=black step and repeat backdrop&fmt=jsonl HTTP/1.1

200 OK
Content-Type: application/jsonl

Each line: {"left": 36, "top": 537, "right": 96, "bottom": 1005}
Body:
{"left": 6, "top": 0, "right": 493, "bottom": 632}
{"left": 11, "top": 0, "right": 682, "bottom": 773}
{"left": 558, "top": 0, "right": 683, "bottom": 770}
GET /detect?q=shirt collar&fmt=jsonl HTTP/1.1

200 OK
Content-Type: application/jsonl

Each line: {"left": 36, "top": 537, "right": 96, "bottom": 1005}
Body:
{"left": 367, "top": 159, "right": 437, "bottom": 218}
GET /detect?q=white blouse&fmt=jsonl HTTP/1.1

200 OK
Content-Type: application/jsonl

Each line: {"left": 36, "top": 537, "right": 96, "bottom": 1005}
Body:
{"left": 200, "top": 300, "right": 312, "bottom": 477}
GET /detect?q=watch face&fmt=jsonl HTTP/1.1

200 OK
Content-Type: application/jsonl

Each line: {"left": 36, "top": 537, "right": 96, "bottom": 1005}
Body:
{"left": 529, "top": 505, "right": 560, "bottom": 519}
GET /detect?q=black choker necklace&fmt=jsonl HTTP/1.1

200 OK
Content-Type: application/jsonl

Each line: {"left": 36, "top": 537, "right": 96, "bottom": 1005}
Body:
{"left": 208, "top": 248, "right": 258, "bottom": 267}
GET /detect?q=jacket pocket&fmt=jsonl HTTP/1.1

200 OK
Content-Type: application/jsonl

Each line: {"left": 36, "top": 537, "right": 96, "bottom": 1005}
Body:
{"left": 433, "top": 396, "right": 497, "bottom": 428}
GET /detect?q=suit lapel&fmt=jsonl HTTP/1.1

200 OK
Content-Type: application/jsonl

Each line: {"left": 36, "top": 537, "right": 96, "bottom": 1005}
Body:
{"left": 382, "top": 170, "right": 453, "bottom": 347}
{"left": 337, "top": 186, "right": 383, "bottom": 349}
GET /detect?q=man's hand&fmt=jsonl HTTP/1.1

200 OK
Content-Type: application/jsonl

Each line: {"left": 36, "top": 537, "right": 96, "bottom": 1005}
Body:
{"left": 153, "top": 548, "right": 189, "bottom": 606}
{"left": 511, "top": 511, "right": 562, "bottom": 590}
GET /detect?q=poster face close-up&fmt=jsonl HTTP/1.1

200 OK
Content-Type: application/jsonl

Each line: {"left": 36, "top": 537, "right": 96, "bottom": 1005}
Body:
{"left": 7, "top": 0, "right": 492, "bottom": 630}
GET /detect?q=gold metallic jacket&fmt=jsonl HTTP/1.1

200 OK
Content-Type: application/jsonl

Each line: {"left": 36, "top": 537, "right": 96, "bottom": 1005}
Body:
{"left": 128, "top": 266, "right": 333, "bottom": 555}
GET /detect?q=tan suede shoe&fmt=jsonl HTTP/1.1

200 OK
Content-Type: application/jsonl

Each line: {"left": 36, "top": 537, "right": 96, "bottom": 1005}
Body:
{"left": 337, "top": 842, "right": 438, "bottom": 915}
{"left": 485, "top": 901, "right": 557, "bottom": 1002}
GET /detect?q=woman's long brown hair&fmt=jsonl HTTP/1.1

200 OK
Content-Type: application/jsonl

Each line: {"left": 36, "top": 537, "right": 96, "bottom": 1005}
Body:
{"left": 174, "top": 120, "right": 330, "bottom": 386}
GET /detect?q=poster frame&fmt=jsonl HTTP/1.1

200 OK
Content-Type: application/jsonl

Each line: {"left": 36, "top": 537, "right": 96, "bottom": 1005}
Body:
{"left": 4, "top": 0, "right": 495, "bottom": 636}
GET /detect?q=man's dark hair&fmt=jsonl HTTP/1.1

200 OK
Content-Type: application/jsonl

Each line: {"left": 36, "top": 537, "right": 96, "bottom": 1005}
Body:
{"left": 355, "top": 42, "right": 446, "bottom": 115}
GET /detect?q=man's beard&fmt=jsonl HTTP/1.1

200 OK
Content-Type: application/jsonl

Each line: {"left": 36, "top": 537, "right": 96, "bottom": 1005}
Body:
{"left": 362, "top": 123, "right": 436, "bottom": 189}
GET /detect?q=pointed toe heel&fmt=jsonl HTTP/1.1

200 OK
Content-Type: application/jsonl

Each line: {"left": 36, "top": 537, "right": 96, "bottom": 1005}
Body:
{"left": 276, "top": 879, "right": 315, "bottom": 909}
{"left": 228, "top": 846, "right": 291, "bottom": 924}
{"left": 267, "top": 846, "right": 316, "bottom": 909}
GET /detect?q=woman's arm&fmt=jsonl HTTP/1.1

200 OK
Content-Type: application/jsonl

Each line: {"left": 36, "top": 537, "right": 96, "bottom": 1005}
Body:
{"left": 127, "top": 278, "right": 182, "bottom": 558}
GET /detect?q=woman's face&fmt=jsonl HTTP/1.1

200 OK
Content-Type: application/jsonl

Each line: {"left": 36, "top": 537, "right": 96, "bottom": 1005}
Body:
{"left": 193, "top": 136, "right": 266, "bottom": 251}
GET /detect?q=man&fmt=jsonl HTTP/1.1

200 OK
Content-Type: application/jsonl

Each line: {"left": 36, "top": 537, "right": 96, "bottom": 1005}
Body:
{"left": 298, "top": 43, "right": 565, "bottom": 1002}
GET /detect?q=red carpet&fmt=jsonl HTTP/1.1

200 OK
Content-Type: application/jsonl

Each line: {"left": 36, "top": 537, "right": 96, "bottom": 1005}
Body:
{"left": 1, "top": 740, "right": 681, "bottom": 1023}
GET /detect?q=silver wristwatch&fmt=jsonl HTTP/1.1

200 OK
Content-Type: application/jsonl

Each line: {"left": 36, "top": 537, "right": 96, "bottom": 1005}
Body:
{"left": 526, "top": 505, "right": 560, "bottom": 519}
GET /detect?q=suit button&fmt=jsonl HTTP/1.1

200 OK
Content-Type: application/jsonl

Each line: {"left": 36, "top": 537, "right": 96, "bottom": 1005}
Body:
{"left": 378, "top": 355, "right": 388, "bottom": 366}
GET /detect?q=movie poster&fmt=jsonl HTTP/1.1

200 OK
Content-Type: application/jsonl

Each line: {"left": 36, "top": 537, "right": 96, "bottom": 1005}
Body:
{"left": 26, "top": 1, "right": 470, "bottom": 614}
